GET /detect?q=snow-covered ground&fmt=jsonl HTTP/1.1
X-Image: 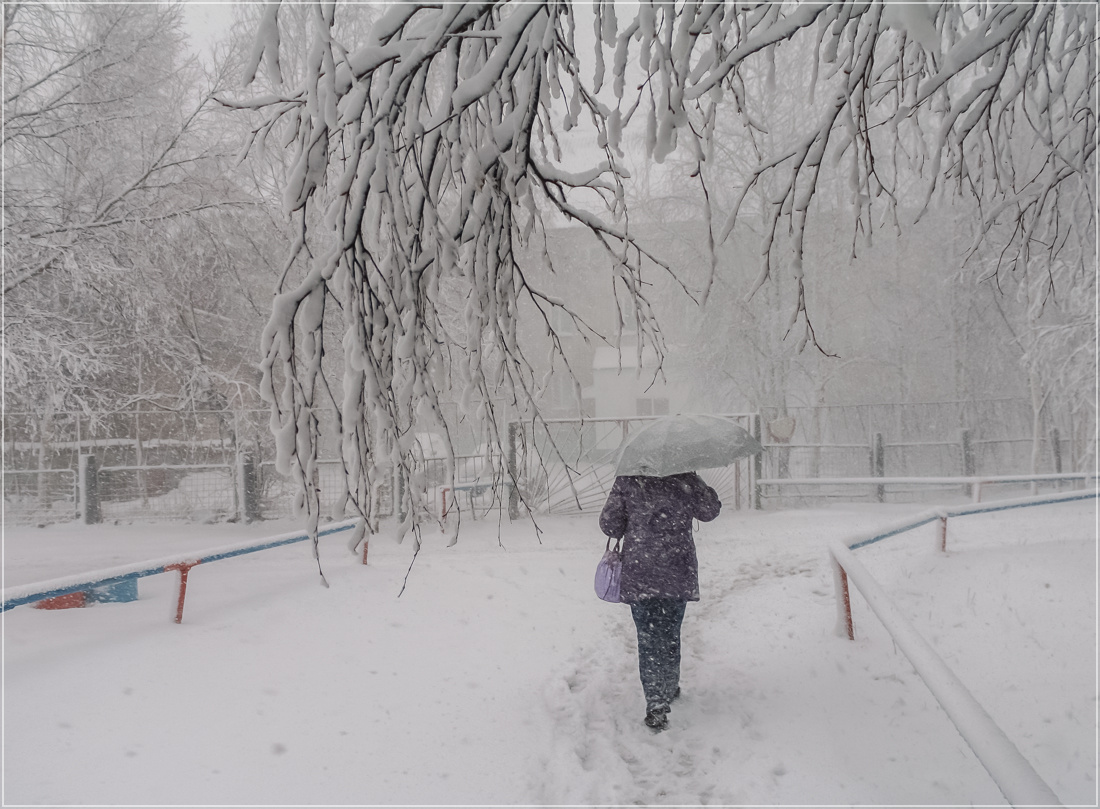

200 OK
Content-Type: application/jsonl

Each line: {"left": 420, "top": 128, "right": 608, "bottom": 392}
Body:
{"left": 3, "top": 497, "right": 1096, "bottom": 806}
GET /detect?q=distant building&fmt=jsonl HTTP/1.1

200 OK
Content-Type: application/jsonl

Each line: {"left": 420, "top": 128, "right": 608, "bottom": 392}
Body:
{"left": 586, "top": 345, "right": 673, "bottom": 418}
{"left": 519, "top": 222, "right": 701, "bottom": 420}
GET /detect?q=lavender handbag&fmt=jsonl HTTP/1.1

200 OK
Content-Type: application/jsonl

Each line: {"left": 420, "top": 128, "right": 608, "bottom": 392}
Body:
{"left": 594, "top": 536, "right": 622, "bottom": 603}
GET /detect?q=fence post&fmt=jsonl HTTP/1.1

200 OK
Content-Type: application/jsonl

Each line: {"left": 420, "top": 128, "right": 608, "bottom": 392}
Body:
{"left": 1050, "top": 427, "right": 1062, "bottom": 475}
{"left": 752, "top": 413, "right": 763, "bottom": 509}
{"left": 237, "top": 447, "right": 260, "bottom": 523}
{"left": 960, "top": 428, "right": 975, "bottom": 498}
{"left": 832, "top": 554, "right": 855, "bottom": 640}
{"left": 734, "top": 462, "right": 742, "bottom": 510}
{"left": 134, "top": 410, "right": 148, "bottom": 505}
{"left": 36, "top": 415, "right": 49, "bottom": 511}
{"left": 79, "top": 454, "right": 101, "bottom": 524}
{"left": 871, "top": 432, "right": 885, "bottom": 503}
{"left": 507, "top": 421, "right": 521, "bottom": 520}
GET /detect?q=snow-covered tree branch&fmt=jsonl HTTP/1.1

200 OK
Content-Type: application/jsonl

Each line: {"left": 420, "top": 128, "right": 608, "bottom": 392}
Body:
{"left": 237, "top": 1, "right": 1096, "bottom": 543}
{"left": 236, "top": 2, "right": 669, "bottom": 548}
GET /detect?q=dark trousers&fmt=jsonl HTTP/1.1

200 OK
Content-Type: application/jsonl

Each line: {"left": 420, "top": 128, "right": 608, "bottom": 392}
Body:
{"left": 629, "top": 598, "right": 687, "bottom": 712}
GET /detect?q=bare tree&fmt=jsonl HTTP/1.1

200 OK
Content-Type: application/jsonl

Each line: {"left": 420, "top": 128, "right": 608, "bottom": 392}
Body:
{"left": 3, "top": 4, "right": 267, "bottom": 415}
{"left": 3, "top": 4, "right": 231, "bottom": 294}
{"left": 232, "top": 2, "right": 1095, "bottom": 543}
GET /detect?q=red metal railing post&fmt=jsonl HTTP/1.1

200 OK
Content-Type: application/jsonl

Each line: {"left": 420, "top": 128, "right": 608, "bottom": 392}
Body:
{"left": 361, "top": 536, "right": 369, "bottom": 566}
{"left": 832, "top": 553, "right": 856, "bottom": 640}
{"left": 165, "top": 561, "right": 198, "bottom": 624}
{"left": 939, "top": 515, "right": 948, "bottom": 553}
{"left": 839, "top": 565, "right": 854, "bottom": 640}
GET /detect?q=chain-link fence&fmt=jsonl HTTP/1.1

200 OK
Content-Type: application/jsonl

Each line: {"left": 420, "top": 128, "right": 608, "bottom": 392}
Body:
{"left": 3, "top": 468, "right": 78, "bottom": 525}
{"left": 758, "top": 399, "right": 1085, "bottom": 507}
{"left": 760, "top": 399, "right": 1081, "bottom": 479}
{"left": 4, "top": 400, "right": 1085, "bottom": 521}
{"left": 507, "top": 415, "right": 759, "bottom": 515}
{"left": 3, "top": 410, "right": 259, "bottom": 471}
{"left": 259, "top": 459, "right": 395, "bottom": 522}
{"left": 97, "top": 464, "right": 238, "bottom": 522}
{"left": 7, "top": 410, "right": 273, "bottom": 524}
{"left": 765, "top": 443, "right": 870, "bottom": 480}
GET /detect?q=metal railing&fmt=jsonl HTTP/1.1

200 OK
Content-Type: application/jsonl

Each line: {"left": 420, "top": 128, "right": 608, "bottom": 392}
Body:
{"left": 1, "top": 520, "right": 358, "bottom": 623}
{"left": 828, "top": 489, "right": 1097, "bottom": 806}
{"left": 759, "top": 472, "right": 1093, "bottom": 505}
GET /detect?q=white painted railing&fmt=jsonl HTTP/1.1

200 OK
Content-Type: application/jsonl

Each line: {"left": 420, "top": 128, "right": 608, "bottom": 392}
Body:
{"left": 829, "top": 488, "right": 1097, "bottom": 806}
{"left": 761, "top": 472, "right": 1092, "bottom": 504}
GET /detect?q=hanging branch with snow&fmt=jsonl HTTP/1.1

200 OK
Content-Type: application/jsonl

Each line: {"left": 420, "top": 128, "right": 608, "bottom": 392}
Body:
{"left": 230, "top": 2, "right": 670, "bottom": 549}
{"left": 232, "top": 1, "right": 1095, "bottom": 543}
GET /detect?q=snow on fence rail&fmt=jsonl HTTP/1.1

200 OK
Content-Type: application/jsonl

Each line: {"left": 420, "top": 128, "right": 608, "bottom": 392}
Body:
{"left": 760, "top": 471, "right": 1092, "bottom": 504}
{"left": 828, "top": 488, "right": 1097, "bottom": 807}
{"left": 8, "top": 437, "right": 231, "bottom": 452}
{"left": 0, "top": 520, "right": 357, "bottom": 623}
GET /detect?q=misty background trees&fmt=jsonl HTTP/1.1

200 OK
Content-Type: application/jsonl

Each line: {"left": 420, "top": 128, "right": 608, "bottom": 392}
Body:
{"left": 3, "top": 2, "right": 299, "bottom": 471}
{"left": 4, "top": 2, "right": 1095, "bottom": 535}
{"left": 5, "top": 4, "right": 263, "bottom": 417}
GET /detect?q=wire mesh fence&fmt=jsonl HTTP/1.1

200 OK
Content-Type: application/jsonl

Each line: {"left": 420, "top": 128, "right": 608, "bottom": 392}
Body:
{"left": 883, "top": 441, "right": 963, "bottom": 478}
{"left": 3, "top": 400, "right": 1086, "bottom": 521}
{"left": 975, "top": 438, "right": 1045, "bottom": 475}
{"left": 258, "top": 460, "right": 396, "bottom": 522}
{"left": 756, "top": 399, "right": 1086, "bottom": 508}
{"left": 97, "top": 464, "right": 238, "bottom": 522}
{"left": 760, "top": 399, "right": 1079, "bottom": 475}
{"left": 518, "top": 418, "right": 628, "bottom": 514}
{"left": 509, "top": 415, "right": 758, "bottom": 515}
{"left": 763, "top": 444, "right": 871, "bottom": 480}
{"left": 3, "top": 410, "right": 257, "bottom": 471}
{"left": 3, "top": 469, "right": 78, "bottom": 525}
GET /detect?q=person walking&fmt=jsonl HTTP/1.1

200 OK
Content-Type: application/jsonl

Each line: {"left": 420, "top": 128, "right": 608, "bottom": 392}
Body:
{"left": 599, "top": 471, "right": 721, "bottom": 731}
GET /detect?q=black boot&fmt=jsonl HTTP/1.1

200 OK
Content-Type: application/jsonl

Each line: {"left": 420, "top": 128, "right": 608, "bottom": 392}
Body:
{"left": 644, "top": 706, "right": 669, "bottom": 732}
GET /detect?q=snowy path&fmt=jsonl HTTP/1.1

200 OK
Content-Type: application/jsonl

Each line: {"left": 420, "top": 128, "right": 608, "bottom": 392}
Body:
{"left": 3, "top": 501, "right": 1095, "bottom": 805}
{"left": 535, "top": 510, "right": 1012, "bottom": 805}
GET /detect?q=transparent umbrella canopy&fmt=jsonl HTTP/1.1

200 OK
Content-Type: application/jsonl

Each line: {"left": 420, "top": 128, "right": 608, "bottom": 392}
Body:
{"left": 613, "top": 415, "right": 763, "bottom": 478}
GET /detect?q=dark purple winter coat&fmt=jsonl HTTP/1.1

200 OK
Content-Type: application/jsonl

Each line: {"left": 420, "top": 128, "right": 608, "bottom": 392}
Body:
{"left": 599, "top": 472, "right": 721, "bottom": 603}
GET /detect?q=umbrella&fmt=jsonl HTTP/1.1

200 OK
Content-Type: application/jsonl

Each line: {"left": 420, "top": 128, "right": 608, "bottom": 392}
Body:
{"left": 613, "top": 414, "right": 763, "bottom": 478}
